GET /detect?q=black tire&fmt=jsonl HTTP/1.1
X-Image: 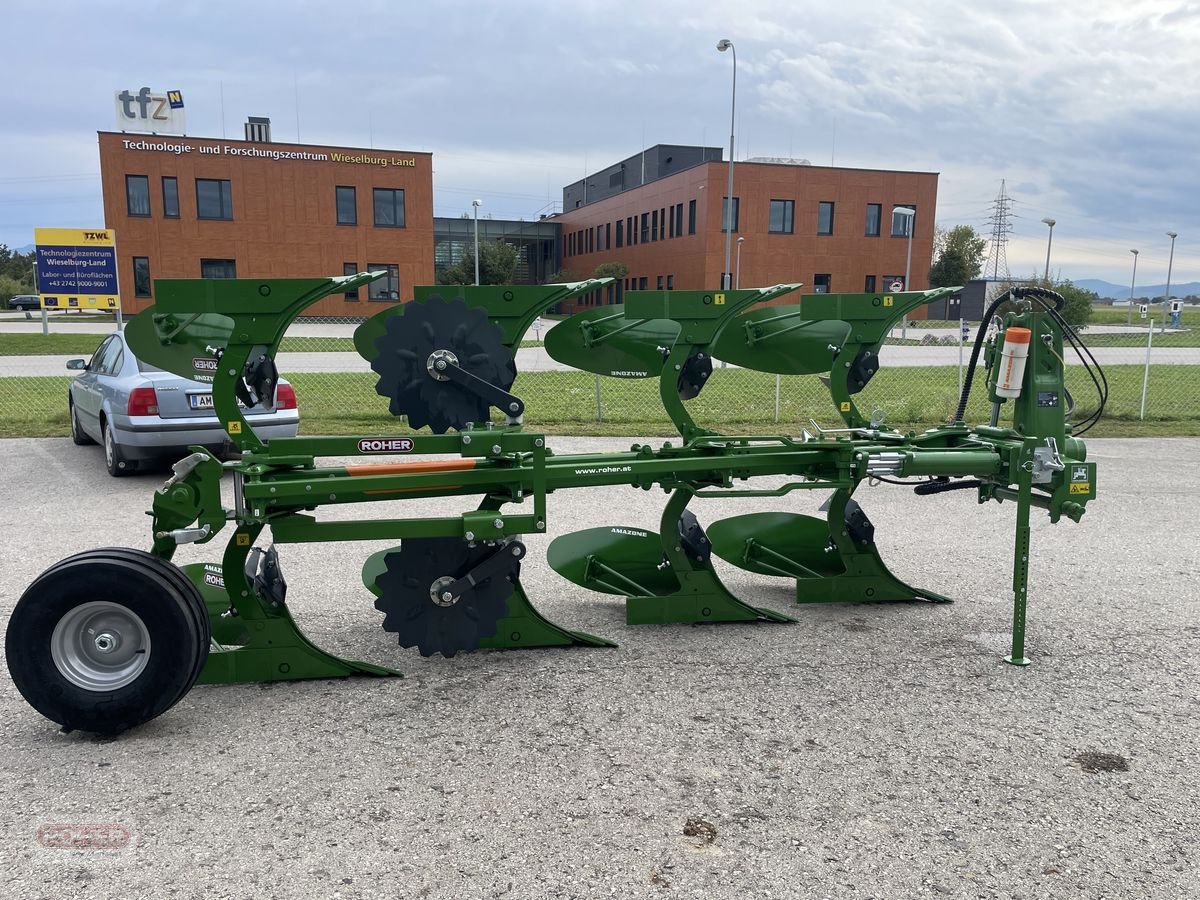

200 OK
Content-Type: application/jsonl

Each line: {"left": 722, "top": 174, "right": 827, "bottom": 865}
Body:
{"left": 55, "top": 548, "right": 213, "bottom": 706}
{"left": 5, "top": 549, "right": 209, "bottom": 734}
{"left": 102, "top": 419, "right": 134, "bottom": 476}
{"left": 69, "top": 399, "right": 95, "bottom": 446}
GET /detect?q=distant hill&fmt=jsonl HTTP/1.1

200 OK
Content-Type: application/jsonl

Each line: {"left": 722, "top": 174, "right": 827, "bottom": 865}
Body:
{"left": 1074, "top": 278, "right": 1200, "bottom": 300}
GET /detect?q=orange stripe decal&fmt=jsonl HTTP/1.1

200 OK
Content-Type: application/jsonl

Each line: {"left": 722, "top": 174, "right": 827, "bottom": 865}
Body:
{"left": 345, "top": 459, "right": 479, "bottom": 477}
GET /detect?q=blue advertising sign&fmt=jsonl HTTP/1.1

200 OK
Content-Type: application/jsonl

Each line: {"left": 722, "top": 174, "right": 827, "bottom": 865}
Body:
{"left": 33, "top": 228, "right": 120, "bottom": 309}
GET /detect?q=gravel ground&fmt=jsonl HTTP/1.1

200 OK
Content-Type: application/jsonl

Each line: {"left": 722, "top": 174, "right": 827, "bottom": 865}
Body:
{"left": 0, "top": 435, "right": 1196, "bottom": 899}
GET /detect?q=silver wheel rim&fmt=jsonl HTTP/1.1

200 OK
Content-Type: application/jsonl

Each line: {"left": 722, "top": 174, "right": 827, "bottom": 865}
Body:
{"left": 50, "top": 601, "right": 151, "bottom": 691}
{"left": 71, "top": 404, "right": 79, "bottom": 435}
{"left": 104, "top": 425, "right": 114, "bottom": 468}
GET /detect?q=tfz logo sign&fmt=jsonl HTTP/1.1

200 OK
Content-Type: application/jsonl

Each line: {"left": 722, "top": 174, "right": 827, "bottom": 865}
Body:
{"left": 117, "top": 88, "right": 184, "bottom": 121}
{"left": 115, "top": 88, "right": 185, "bottom": 134}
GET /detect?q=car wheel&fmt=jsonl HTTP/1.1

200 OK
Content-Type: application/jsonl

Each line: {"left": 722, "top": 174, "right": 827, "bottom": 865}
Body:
{"left": 70, "top": 400, "right": 95, "bottom": 446}
{"left": 102, "top": 419, "right": 134, "bottom": 476}
{"left": 5, "top": 549, "right": 209, "bottom": 734}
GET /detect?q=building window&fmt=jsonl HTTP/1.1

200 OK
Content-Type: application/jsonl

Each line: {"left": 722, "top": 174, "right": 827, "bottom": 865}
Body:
{"left": 818, "top": 201, "right": 835, "bottom": 235}
{"left": 132, "top": 257, "right": 151, "bottom": 297}
{"left": 668, "top": 207, "right": 675, "bottom": 239}
{"left": 657, "top": 275, "right": 664, "bottom": 290}
{"left": 126, "top": 175, "right": 150, "bottom": 217}
{"left": 641, "top": 212, "right": 650, "bottom": 243}
{"left": 200, "top": 258, "right": 237, "bottom": 279}
{"left": 638, "top": 276, "right": 648, "bottom": 290}
{"left": 721, "top": 196, "right": 739, "bottom": 233}
{"left": 769, "top": 199, "right": 794, "bottom": 234}
{"left": 627, "top": 216, "right": 635, "bottom": 245}
{"left": 616, "top": 219, "right": 623, "bottom": 248}
{"left": 373, "top": 188, "right": 406, "bottom": 227}
{"left": 813, "top": 274, "right": 832, "bottom": 293}
{"left": 865, "top": 203, "right": 882, "bottom": 237}
{"left": 652, "top": 209, "right": 659, "bottom": 242}
{"left": 161, "top": 177, "right": 179, "bottom": 218}
{"left": 336, "top": 186, "right": 357, "bottom": 225}
{"left": 892, "top": 206, "right": 915, "bottom": 236}
{"left": 688, "top": 199, "right": 697, "bottom": 235}
{"left": 666, "top": 274, "right": 674, "bottom": 290}
{"left": 864, "top": 274, "right": 877, "bottom": 293}
{"left": 343, "top": 262, "right": 359, "bottom": 300}
{"left": 368, "top": 263, "right": 400, "bottom": 301}
{"left": 675, "top": 203, "right": 683, "bottom": 237}
{"left": 605, "top": 222, "right": 611, "bottom": 250}
{"left": 196, "top": 179, "right": 233, "bottom": 220}
{"left": 660, "top": 208, "right": 666, "bottom": 239}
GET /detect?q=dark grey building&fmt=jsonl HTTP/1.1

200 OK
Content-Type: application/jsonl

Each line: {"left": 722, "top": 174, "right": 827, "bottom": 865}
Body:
{"left": 562, "top": 144, "right": 724, "bottom": 210}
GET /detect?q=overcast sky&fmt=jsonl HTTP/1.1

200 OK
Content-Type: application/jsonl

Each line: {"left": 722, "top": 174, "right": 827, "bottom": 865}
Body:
{"left": 2, "top": 0, "right": 1197, "bottom": 285}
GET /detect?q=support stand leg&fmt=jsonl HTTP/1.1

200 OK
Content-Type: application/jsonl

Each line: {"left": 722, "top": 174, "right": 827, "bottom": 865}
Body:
{"left": 1004, "top": 472, "right": 1033, "bottom": 667}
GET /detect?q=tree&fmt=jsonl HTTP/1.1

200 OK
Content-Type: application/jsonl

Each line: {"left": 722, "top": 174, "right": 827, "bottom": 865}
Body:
{"left": 1010, "top": 273, "right": 1094, "bottom": 328}
{"left": 438, "top": 240, "right": 519, "bottom": 285}
{"left": 0, "top": 244, "right": 35, "bottom": 288}
{"left": 1051, "top": 280, "right": 1095, "bottom": 329}
{"left": 593, "top": 262, "right": 629, "bottom": 281}
{"left": 0, "top": 274, "right": 30, "bottom": 307}
{"left": 928, "top": 225, "right": 986, "bottom": 288}
{"left": 543, "top": 268, "right": 579, "bottom": 284}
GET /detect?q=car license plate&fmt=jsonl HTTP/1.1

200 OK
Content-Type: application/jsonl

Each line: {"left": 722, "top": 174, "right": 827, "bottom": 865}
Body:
{"left": 189, "top": 393, "right": 247, "bottom": 410}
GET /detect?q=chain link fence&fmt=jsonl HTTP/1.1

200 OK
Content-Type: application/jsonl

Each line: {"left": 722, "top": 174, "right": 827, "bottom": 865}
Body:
{"left": 2, "top": 309, "right": 1197, "bottom": 439}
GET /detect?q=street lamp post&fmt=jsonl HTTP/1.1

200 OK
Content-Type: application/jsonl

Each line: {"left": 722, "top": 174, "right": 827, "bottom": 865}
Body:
{"left": 892, "top": 206, "right": 915, "bottom": 338}
{"left": 717, "top": 39, "right": 736, "bottom": 291}
{"left": 736, "top": 236, "right": 745, "bottom": 288}
{"left": 1127, "top": 249, "right": 1139, "bottom": 325}
{"left": 471, "top": 200, "right": 482, "bottom": 286}
{"left": 1163, "top": 231, "right": 1177, "bottom": 334}
{"left": 1041, "top": 217, "right": 1056, "bottom": 282}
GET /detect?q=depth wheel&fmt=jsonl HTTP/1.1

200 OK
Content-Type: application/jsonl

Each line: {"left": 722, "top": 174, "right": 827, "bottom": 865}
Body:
{"left": 370, "top": 295, "right": 516, "bottom": 433}
{"left": 5, "top": 549, "right": 209, "bottom": 734}
{"left": 374, "top": 537, "right": 519, "bottom": 658}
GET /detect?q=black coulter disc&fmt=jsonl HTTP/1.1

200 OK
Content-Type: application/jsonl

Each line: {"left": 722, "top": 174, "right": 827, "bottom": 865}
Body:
{"left": 374, "top": 538, "right": 517, "bottom": 658}
{"left": 370, "top": 296, "right": 516, "bottom": 433}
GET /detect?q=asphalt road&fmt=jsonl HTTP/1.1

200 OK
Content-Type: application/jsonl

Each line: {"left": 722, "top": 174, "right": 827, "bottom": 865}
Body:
{"left": 2, "top": 344, "right": 1189, "bottom": 378}
{"left": 1, "top": 436, "right": 1197, "bottom": 899}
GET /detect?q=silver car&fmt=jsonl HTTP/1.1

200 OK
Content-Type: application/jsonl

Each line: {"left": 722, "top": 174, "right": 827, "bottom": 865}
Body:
{"left": 68, "top": 332, "right": 300, "bottom": 476}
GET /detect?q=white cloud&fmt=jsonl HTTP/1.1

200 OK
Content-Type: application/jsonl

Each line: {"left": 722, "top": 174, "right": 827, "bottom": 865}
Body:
{"left": 1, "top": 0, "right": 1196, "bottom": 281}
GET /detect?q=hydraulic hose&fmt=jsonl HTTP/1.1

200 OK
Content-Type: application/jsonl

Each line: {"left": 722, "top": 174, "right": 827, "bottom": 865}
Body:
{"left": 953, "top": 287, "right": 1065, "bottom": 424}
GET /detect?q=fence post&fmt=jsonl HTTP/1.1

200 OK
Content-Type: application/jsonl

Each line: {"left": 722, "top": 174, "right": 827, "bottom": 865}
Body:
{"left": 1140, "top": 319, "right": 1154, "bottom": 420}
{"left": 957, "top": 317, "right": 965, "bottom": 400}
{"left": 774, "top": 374, "right": 781, "bottom": 422}
{"left": 594, "top": 374, "right": 603, "bottom": 423}
{"left": 41, "top": 308, "right": 49, "bottom": 337}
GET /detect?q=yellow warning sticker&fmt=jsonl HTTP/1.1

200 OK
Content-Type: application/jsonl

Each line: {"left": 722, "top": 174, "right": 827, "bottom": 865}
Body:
{"left": 840, "top": 401, "right": 852, "bottom": 412}
{"left": 714, "top": 293, "right": 725, "bottom": 305}
{"left": 227, "top": 421, "right": 242, "bottom": 434}
{"left": 1069, "top": 483, "right": 1090, "bottom": 494}
{"left": 883, "top": 296, "right": 894, "bottom": 306}
{"left": 236, "top": 533, "right": 251, "bottom": 546}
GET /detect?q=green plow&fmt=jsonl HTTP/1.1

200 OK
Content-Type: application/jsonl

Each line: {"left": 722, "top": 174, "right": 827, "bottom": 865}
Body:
{"left": 4, "top": 271, "right": 1101, "bottom": 734}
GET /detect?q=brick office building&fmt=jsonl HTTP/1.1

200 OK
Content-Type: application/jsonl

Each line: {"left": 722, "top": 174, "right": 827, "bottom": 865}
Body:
{"left": 553, "top": 145, "right": 938, "bottom": 315}
{"left": 97, "top": 128, "right": 434, "bottom": 317}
